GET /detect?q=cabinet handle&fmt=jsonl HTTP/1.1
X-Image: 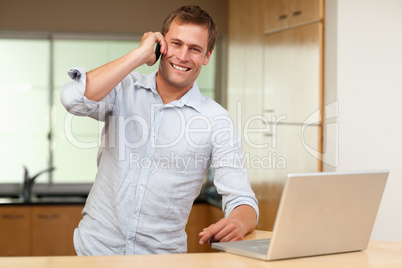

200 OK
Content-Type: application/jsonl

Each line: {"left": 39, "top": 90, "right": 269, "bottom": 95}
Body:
{"left": 1, "top": 214, "right": 25, "bottom": 220}
{"left": 37, "top": 214, "right": 60, "bottom": 220}
{"left": 277, "top": 14, "right": 287, "bottom": 20}
{"left": 291, "top": 11, "right": 303, "bottom": 16}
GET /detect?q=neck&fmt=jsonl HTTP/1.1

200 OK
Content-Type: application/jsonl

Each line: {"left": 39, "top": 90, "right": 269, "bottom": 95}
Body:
{"left": 155, "top": 72, "right": 192, "bottom": 104}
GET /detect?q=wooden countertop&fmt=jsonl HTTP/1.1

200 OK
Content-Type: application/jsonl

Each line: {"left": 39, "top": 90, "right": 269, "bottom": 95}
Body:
{"left": 1, "top": 231, "right": 402, "bottom": 268}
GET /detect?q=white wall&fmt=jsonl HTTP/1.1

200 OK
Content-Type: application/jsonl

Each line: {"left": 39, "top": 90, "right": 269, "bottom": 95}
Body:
{"left": 325, "top": 0, "right": 402, "bottom": 242}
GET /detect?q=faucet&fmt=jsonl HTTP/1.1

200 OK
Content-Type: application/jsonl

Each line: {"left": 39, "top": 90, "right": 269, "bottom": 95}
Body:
{"left": 22, "top": 166, "right": 55, "bottom": 203}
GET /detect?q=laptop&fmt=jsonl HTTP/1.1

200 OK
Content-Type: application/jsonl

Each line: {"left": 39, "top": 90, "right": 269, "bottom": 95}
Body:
{"left": 212, "top": 170, "right": 389, "bottom": 261}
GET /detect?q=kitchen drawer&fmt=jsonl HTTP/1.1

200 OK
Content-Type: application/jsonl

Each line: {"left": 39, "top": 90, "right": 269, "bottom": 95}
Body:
{"left": 264, "top": 0, "right": 323, "bottom": 33}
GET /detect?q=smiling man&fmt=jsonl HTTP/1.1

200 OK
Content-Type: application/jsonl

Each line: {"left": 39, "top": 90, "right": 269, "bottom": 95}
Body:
{"left": 61, "top": 5, "right": 259, "bottom": 256}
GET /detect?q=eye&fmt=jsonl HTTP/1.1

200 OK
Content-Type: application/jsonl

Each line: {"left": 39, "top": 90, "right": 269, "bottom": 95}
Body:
{"left": 191, "top": 47, "right": 202, "bottom": 53}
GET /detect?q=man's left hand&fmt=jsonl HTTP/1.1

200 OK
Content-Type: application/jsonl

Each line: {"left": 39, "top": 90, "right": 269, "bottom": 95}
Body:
{"left": 198, "top": 205, "right": 257, "bottom": 245}
{"left": 198, "top": 218, "right": 244, "bottom": 245}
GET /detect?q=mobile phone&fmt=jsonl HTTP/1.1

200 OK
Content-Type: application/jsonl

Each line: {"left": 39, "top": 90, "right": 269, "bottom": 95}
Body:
{"left": 154, "top": 43, "right": 161, "bottom": 63}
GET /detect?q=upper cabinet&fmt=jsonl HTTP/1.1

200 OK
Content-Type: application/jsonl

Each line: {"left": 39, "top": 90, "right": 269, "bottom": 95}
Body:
{"left": 263, "top": 0, "right": 324, "bottom": 124}
{"left": 263, "top": 0, "right": 323, "bottom": 33}
{"left": 263, "top": 22, "right": 323, "bottom": 123}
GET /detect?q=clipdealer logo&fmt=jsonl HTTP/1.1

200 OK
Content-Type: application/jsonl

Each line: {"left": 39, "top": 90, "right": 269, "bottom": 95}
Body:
{"left": 63, "top": 100, "right": 339, "bottom": 168}
{"left": 302, "top": 100, "right": 339, "bottom": 167}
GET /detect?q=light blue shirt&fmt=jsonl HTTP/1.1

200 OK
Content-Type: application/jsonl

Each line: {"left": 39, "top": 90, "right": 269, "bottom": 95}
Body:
{"left": 61, "top": 68, "right": 259, "bottom": 256}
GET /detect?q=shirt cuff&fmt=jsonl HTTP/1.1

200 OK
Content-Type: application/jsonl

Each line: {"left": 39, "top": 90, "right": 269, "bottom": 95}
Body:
{"left": 224, "top": 198, "right": 260, "bottom": 225}
{"left": 61, "top": 67, "right": 100, "bottom": 115}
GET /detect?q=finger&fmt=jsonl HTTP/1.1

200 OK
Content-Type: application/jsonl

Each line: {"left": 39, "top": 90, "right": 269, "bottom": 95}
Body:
{"left": 154, "top": 32, "right": 167, "bottom": 54}
{"left": 210, "top": 223, "right": 236, "bottom": 242}
{"left": 219, "top": 228, "right": 243, "bottom": 242}
{"left": 199, "top": 221, "right": 228, "bottom": 245}
{"left": 206, "top": 219, "right": 244, "bottom": 243}
{"left": 198, "top": 219, "right": 230, "bottom": 245}
{"left": 198, "top": 225, "right": 216, "bottom": 245}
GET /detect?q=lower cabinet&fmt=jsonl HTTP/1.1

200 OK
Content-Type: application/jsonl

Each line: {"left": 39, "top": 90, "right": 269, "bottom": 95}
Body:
{"left": 186, "top": 203, "right": 224, "bottom": 253}
{"left": 31, "top": 205, "right": 84, "bottom": 256}
{"left": 0, "top": 203, "right": 220, "bottom": 256}
{"left": 0, "top": 205, "right": 83, "bottom": 256}
{"left": 0, "top": 206, "right": 31, "bottom": 256}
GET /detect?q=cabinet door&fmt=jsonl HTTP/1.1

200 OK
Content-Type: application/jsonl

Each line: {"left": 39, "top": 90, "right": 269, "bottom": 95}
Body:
{"left": 253, "top": 124, "right": 321, "bottom": 230}
{"left": 263, "top": 22, "right": 322, "bottom": 124}
{"left": 0, "top": 206, "right": 31, "bottom": 256}
{"left": 31, "top": 205, "right": 83, "bottom": 256}
{"left": 264, "top": 0, "right": 323, "bottom": 33}
{"left": 186, "top": 204, "right": 223, "bottom": 253}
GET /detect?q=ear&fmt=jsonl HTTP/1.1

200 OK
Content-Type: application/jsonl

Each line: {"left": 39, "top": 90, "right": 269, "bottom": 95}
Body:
{"left": 203, "top": 49, "right": 213, "bottom": 66}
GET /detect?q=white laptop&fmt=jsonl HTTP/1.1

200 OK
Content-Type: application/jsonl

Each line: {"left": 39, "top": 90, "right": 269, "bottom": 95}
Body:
{"left": 212, "top": 170, "right": 389, "bottom": 261}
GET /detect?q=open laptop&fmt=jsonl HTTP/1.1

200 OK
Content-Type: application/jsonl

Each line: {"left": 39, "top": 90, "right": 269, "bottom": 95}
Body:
{"left": 212, "top": 170, "right": 389, "bottom": 261}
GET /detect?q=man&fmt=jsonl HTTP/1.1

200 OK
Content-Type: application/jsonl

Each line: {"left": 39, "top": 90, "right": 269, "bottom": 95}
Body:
{"left": 61, "top": 5, "right": 258, "bottom": 255}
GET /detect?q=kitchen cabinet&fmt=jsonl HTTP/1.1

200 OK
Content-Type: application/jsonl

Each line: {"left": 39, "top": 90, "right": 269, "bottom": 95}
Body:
{"left": 263, "top": 0, "right": 323, "bottom": 33}
{"left": 228, "top": 0, "right": 324, "bottom": 232}
{"left": 254, "top": 124, "right": 321, "bottom": 230}
{"left": 0, "top": 205, "right": 83, "bottom": 256}
{"left": 0, "top": 203, "right": 219, "bottom": 256}
{"left": 260, "top": 0, "right": 324, "bottom": 229}
{"left": 186, "top": 203, "right": 223, "bottom": 253}
{"left": 31, "top": 205, "right": 83, "bottom": 256}
{"left": 0, "top": 206, "right": 31, "bottom": 256}
{"left": 263, "top": 22, "right": 323, "bottom": 123}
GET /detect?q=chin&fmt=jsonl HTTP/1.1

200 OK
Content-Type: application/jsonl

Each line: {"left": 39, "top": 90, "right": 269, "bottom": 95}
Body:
{"left": 168, "top": 74, "right": 194, "bottom": 88}
{"left": 169, "top": 80, "right": 192, "bottom": 89}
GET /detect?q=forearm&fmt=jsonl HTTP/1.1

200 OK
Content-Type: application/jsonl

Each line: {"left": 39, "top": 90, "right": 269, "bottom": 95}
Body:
{"left": 228, "top": 205, "right": 257, "bottom": 236}
{"left": 85, "top": 48, "right": 148, "bottom": 101}
{"left": 84, "top": 31, "right": 167, "bottom": 101}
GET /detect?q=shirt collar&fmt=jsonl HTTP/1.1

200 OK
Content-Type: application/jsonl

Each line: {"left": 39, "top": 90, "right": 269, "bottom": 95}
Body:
{"left": 135, "top": 71, "right": 202, "bottom": 113}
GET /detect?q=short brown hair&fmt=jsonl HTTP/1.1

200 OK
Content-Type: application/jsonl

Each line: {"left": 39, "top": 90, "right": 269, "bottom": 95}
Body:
{"left": 161, "top": 5, "right": 218, "bottom": 53}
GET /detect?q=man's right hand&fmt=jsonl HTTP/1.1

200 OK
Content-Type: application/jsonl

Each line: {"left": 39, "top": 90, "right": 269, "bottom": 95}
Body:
{"left": 139, "top": 32, "right": 167, "bottom": 66}
{"left": 84, "top": 32, "right": 167, "bottom": 101}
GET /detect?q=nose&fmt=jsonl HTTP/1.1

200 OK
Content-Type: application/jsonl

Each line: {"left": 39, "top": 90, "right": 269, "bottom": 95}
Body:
{"left": 176, "top": 46, "right": 190, "bottom": 62}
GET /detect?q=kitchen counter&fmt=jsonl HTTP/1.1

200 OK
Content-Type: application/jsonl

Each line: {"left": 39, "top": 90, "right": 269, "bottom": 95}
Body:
{"left": 0, "top": 183, "right": 91, "bottom": 205}
{"left": 0, "top": 197, "right": 87, "bottom": 205}
{"left": 0, "top": 197, "right": 220, "bottom": 207}
{"left": 1, "top": 231, "right": 401, "bottom": 268}
{"left": 0, "top": 183, "right": 92, "bottom": 198}
{"left": 0, "top": 182, "right": 222, "bottom": 207}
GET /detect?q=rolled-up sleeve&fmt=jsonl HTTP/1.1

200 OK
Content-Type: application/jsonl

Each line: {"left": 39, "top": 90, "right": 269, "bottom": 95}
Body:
{"left": 60, "top": 67, "right": 115, "bottom": 122}
{"left": 211, "top": 115, "right": 259, "bottom": 223}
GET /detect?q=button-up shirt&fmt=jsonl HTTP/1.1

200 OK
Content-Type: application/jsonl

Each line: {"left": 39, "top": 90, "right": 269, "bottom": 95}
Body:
{"left": 61, "top": 68, "right": 259, "bottom": 256}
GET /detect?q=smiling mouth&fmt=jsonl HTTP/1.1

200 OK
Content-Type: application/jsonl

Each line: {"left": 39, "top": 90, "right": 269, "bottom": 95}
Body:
{"left": 171, "top": 63, "right": 190, "bottom": 72}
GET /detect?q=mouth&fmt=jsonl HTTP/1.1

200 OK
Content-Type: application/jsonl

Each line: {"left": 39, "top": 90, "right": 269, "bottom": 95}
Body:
{"left": 171, "top": 63, "right": 191, "bottom": 72}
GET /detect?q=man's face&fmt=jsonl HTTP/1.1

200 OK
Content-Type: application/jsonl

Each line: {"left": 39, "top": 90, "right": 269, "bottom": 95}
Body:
{"left": 158, "top": 20, "right": 212, "bottom": 91}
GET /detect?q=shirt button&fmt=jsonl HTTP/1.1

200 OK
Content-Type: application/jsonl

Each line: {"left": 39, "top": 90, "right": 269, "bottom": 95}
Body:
{"left": 132, "top": 214, "right": 137, "bottom": 219}
{"left": 152, "top": 133, "right": 156, "bottom": 137}
{"left": 127, "top": 241, "right": 132, "bottom": 245}
{"left": 139, "top": 186, "right": 144, "bottom": 191}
